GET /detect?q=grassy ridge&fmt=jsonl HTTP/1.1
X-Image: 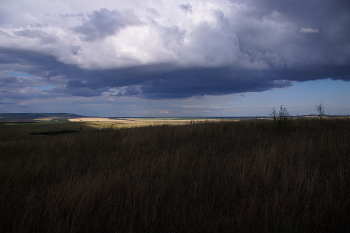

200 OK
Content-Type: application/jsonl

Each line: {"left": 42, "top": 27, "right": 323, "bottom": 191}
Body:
{"left": 0, "top": 119, "right": 349, "bottom": 232}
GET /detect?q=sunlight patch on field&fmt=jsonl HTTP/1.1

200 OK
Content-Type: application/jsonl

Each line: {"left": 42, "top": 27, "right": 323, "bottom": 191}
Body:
{"left": 69, "top": 118, "right": 128, "bottom": 122}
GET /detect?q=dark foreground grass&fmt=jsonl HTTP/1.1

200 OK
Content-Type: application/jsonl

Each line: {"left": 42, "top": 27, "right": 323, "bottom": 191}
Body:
{"left": 0, "top": 119, "right": 349, "bottom": 233}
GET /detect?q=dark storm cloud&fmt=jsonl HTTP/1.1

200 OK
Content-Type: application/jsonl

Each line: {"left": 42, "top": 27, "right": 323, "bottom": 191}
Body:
{"left": 72, "top": 8, "right": 141, "bottom": 41}
{"left": 239, "top": 0, "right": 350, "bottom": 22}
{"left": 14, "top": 29, "right": 57, "bottom": 44}
{"left": 0, "top": 101, "right": 15, "bottom": 105}
{"left": 116, "top": 68, "right": 293, "bottom": 99}
{"left": 54, "top": 84, "right": 108, "bottom": 97}
{"left": 15, "top": 29, "right": 48, "bottom": 38}
{"left": 0, "top": 97, "right": 15, "bottom": 107}
{"left": 117, "top": 66, "right": 350, "bottom": 99}
{"left": 0, "top": 48, "right": 82, "bottom": 79}
{"left": 1, "top": 0, "right": 349, "bottom": 101}
{"left": 1, "top": 47, "right": 349, "bottom": 100}
{"left": 179, "top": 4, "right": 193, "bottom": 14}
{"left": 0, "top": 72, "right": 17, "bottom": 85}
{"left": 230, "top": 0, "right": 350, "bottom": 67}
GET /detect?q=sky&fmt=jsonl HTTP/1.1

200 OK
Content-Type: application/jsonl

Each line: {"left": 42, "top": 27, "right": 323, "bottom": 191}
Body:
{"left": 0, "top": 0, "right": 349, "bottom": 117}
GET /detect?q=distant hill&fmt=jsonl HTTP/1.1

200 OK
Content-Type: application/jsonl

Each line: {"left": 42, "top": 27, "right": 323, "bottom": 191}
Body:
{"left": 0, "top": 113, "right": 84, "bottom": 122}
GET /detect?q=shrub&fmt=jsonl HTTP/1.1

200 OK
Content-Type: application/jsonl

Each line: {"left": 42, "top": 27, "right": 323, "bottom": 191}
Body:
{"left": 271, "top": 105, "right": 290, "bottom": 129}
{"left": 278, "top": 105, "right": 290, "bottom": 124}
{"left": 270, "top": 108, "right": 277, "bottom": 124}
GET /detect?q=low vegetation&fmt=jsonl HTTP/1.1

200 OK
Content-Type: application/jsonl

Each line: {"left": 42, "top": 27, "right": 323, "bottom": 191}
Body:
{"left": 0, "top": 118, "right": 207, "bottom": 139}
{"left": 30, "top": 129, "right": 79, "bottom": 136}
{"left": 1, "top": 118, "right": 349, "bottom": 232}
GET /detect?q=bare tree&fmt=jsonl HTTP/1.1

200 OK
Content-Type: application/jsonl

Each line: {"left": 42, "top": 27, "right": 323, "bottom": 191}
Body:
{"left": 315, "top": 102, "right": 325, "bottom": 119}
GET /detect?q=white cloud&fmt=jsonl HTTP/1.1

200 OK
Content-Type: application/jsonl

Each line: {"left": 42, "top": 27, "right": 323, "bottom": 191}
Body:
{"left": 0, "top": 0, "right": 247, "bottom": 69}
{"left": 2, "top": 0, "right": 342, "bottom": 72}
{"left": 299, "top": 27, "right": 320, "bottom": 33}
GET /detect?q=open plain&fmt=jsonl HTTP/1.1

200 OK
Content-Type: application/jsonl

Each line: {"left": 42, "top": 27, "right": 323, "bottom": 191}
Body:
{"left": 1, "top": 117, "right": 349, "bottom": 232}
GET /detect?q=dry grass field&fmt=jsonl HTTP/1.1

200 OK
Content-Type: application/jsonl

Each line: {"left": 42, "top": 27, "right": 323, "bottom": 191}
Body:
{"left": 0, "top": 117, "right": 209, "bottom": 139}
{"left": 0, "top": 118, "right": 349, "bottom": 232}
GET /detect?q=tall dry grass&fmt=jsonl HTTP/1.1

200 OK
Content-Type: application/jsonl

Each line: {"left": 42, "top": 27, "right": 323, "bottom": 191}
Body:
{"left": 0, "top": 119, "right": 349, "bottom": 232}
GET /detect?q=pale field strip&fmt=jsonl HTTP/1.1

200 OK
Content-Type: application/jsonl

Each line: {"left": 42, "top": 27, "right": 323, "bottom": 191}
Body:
{"left": 68, "top": 118, "right": 221, "bottom": 123}
{"left": 69, "top": 118, "right": 130, "bottom": 122}
{"left": 35, "top": 117, "right": 66, "bottom": 121}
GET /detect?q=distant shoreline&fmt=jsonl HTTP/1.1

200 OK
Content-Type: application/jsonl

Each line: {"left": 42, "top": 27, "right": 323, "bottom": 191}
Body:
{"left": 0, "top": 113, "right": 349, "bottom": 123}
